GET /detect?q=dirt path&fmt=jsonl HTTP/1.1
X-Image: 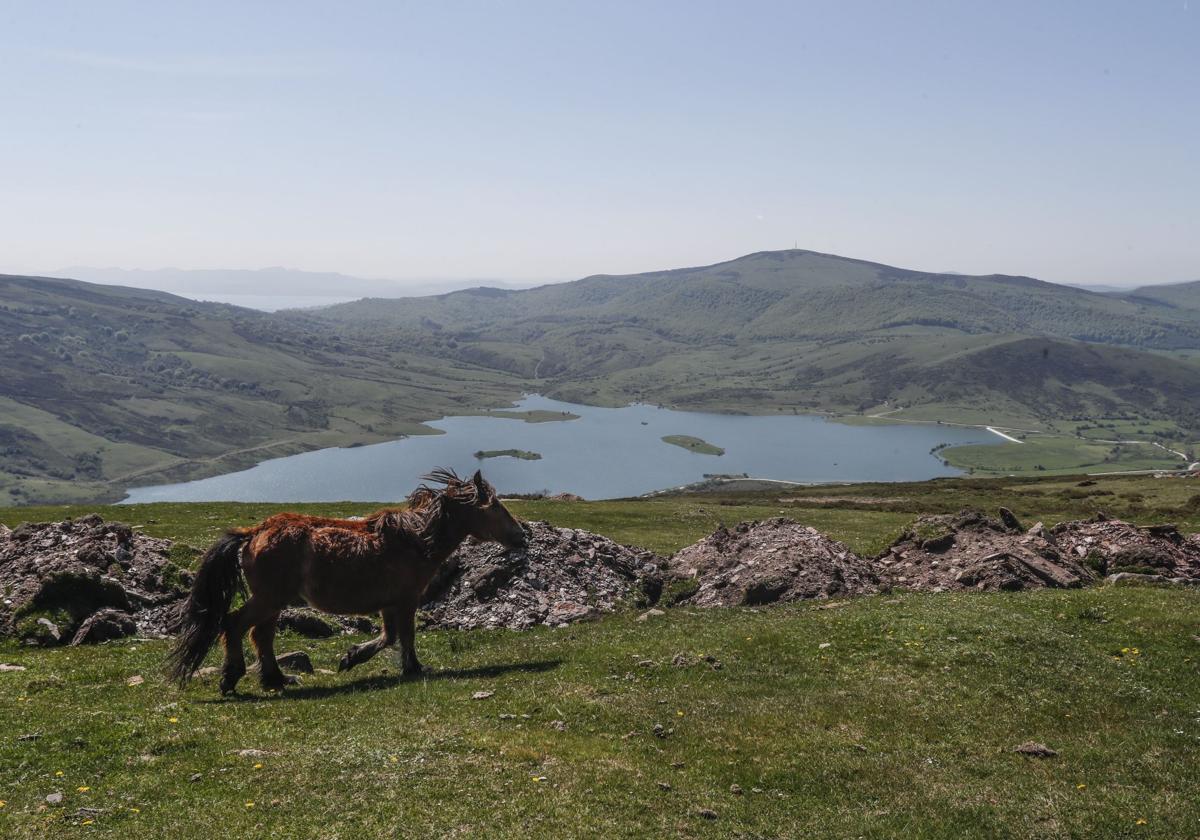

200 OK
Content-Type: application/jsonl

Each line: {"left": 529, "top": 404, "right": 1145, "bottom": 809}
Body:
{"left": 109, "top": 437, "right": 301, "bottom": 484}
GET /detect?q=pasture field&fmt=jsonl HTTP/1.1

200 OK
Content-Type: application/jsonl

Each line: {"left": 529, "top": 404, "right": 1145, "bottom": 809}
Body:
{"left": 1, "top": 473, "right": 1199, "bottom": 838}
{"left": 660, "top": 436, "right": 726, "bottom": 457}
{"left": 940, "top": 436, "right": 1185, "bottom": 477}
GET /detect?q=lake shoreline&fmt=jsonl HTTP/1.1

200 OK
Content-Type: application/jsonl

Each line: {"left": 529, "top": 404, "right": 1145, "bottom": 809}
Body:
{"left": 120, "top": 395, "right": 1000, "bottom": 504}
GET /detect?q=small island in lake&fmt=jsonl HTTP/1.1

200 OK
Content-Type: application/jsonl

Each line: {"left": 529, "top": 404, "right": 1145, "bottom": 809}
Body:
{"left": 473, "top": 449, "right": 543, "bottom": 461}
{"left": 661, "top": 435, "right": 724, "bottom": 456}
{"left": 480, "top": 409, "right": 580, "bottom": 423}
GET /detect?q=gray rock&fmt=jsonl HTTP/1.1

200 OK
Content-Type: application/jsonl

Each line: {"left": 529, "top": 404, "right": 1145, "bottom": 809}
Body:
{"left": 277, "top": 650, "right": 314, "bottom": 673}
{"left": 250, "top": 650, "right": 314, "bottom": 674}
{"left": 277, "top": 608, "right": 338, "bottom": 638}
{"left": 1013, "top": 741, "right": 1058, "bottom": 758}
{"left": 70, "top": 608, "right": 137, "bottom": 645}
{"left": 1107, "top": 572, "right": 1169, "bottom": 586}
{"left": 998, "top": 508, "right": 1024, "bottom": 532}
{"left": 34, "top": 617, "right": 61, "bottom": 644}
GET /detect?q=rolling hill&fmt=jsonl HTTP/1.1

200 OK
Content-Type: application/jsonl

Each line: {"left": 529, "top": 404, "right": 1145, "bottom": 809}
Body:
{"left": 318, "top": 250, "right": 1200, "bottom": 347}
{"left": 2, "top": 250, "right": 1199, "bottom": 503}
{"left": 308, "top": 250, "right": 1200, "bottom": 423}
{"left": 0, "top": 274, "right": 526, "bottom": 504}
{"left": 1120, "top": 279, "right": 1200, "bottom": 313}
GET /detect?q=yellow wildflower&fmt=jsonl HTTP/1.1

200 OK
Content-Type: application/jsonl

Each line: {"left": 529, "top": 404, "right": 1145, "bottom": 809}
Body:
{"left": 1076, "top": 784, "right": 1086, "bottom": 790}
{"left": 55, "top": 770, "right": 64, "bottom": 777}
{"left": 168, "top": 717, "right": 179, "bottom": 724}
{"left": 253, "top": 763, "right": 263, "bottom": 770}
{"left": 245, "top": 801, "right": 255, "bottom": 808}
{"left": 1136, "top": 818, "right": 1148, "bottom": 825}
{"left": 77, "top": 786, "right": 90, "bottom": 792}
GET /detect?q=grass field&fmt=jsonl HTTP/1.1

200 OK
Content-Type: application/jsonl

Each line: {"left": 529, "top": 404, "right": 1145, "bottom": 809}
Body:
{"left": 2, "top": 474, "right": 1200, "bottom": 837}
{"left": 941, "top": 436, "right": 1187, "bottom": 477}
{"left": 660, "top": 435, "right": 725, "bottom": 457}
{"left": 2, "top": 589, "right": 1198, "bottom": 838}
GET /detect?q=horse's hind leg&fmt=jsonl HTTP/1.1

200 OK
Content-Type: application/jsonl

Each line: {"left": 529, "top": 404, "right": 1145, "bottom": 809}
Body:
{"left": 251, "top": 612, "right": 296, "bottom": 691}
{"left": 338, "top": 607, "right": 400, "bottom": 672}
{"left": 219, "top": 596, "right": 276, "bottom": 695}
{"left": 219, "top": 605, "right": 251, "bottom": 695}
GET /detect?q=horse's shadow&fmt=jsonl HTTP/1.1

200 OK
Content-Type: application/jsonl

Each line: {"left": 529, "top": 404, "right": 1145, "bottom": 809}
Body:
{"left": 203, "top": 658, "right": 562, "bottom": 703}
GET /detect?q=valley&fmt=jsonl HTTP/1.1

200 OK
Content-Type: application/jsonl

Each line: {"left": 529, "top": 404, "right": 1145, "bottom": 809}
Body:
{"left": 2, "top": 250, "right": 1199, "bottom": 504}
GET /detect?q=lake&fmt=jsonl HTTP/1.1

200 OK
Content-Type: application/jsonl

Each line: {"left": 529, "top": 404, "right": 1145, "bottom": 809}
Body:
{"left": 121, "top": 395, "right": 999, "bottom": 503}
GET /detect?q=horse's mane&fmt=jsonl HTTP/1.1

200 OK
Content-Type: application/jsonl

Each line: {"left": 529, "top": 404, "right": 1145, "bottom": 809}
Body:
{"left": 365, "top": 468, "right": 483, "bottom": 548}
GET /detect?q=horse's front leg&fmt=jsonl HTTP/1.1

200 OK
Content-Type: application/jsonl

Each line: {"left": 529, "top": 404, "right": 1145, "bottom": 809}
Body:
{"left": 338, "top": 607, "right": 399, "bottom": 672}
{"left": 396, "top": 601, "right": 422, "bottom": 676}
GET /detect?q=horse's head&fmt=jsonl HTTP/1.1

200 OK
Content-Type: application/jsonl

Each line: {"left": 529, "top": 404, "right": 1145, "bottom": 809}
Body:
{"left": 443, "top": 469, "right": 527, "bottom": 549}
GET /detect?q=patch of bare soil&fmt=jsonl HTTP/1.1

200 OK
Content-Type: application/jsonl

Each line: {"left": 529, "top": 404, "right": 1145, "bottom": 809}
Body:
{"left": 667, "top": 518, "right": 878, "bottom": 607}
{"left": 876, "top": 509, "right": 1096, "bottom": 592}
{"left": 0, "top": 515, "right": 189, "bottom": 644}
{"left": 419, "top": 521, "right": 665, "bottom": 630}
{"left": 1049, "top": 515, "right": 1200, "bottom": 580}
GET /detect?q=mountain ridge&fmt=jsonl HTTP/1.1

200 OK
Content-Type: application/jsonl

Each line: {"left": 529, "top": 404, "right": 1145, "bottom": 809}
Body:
{"left": 1, "top": 249, "right": 1198, "bottom": 504}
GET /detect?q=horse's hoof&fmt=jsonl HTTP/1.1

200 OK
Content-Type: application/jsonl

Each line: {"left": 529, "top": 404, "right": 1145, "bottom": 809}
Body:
{"left": 219, "top": 670, "right": 244, "bottom": 695}
{"left": 402, "top": 662, "right": 424, "bottom": 677}
{"left": 261, "top": 673, "right": 300, "bottom": 692}
{"left": 337, "top": 654, "right": 354, "bottom": 673}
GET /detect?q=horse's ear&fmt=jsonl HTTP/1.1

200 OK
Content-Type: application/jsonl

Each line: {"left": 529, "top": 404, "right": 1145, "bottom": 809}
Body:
{"left": 471, "top": 470, "right": 489, "bottom": 499}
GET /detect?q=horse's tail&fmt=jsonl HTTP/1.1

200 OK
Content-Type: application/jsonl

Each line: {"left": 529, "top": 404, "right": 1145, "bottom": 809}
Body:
{"left": 166, "top": 530, "right": 251, "bottom": 685}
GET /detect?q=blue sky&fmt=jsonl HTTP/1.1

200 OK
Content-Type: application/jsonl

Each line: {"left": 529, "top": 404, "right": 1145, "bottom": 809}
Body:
{"left": 1, "top": 1, "right": 1196, "bottom": 286}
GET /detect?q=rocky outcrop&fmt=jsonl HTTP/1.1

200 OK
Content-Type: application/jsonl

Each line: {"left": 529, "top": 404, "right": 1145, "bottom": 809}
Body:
{"left": 420, "top": 521, "right": 664, "bottom": 630}
{"left": 666, "top": 518, "right": 878, "bottom": 606}
{"left": 1049, "top": 515, "right": 1200, "bottom": 580}
{"left": 876, "top": 509, "right": 1095, "bottom": 592}
{"left": 0, "top": 515, "right": 189, "bottom": 644}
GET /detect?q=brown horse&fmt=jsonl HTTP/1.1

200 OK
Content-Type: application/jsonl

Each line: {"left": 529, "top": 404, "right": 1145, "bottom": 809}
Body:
{"left": 167, "top": 469, "right": 526, "bottom": 695}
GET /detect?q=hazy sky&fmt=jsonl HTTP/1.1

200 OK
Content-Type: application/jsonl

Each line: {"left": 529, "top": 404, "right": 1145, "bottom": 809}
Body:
{"left": 1, "top": 1, "right": 1196, "bottom": 286}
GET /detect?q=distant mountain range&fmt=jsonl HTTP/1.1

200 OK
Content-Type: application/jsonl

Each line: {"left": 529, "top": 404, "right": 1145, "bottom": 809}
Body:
{"left": 49, "top": 266, "right": 549, "bottom": 309}
{"left": 1, "top": 249, "right": 1198, "bottom": 503}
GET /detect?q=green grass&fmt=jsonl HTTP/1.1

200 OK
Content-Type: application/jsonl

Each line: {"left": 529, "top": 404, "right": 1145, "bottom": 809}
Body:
{"left": 2, "top": 475, "right": 1200, "bottom": 836}
{"left": 942, "top": 436, "right": 1185, "bottom": 476}
{"left": 661, "top": 435, "right": 725, "bottom": 456}
{"left": 1, "top": 588, "right": 1198, "bottom": 838}
{"left": 472, "top": 409, "right": 581, "bottom": 423}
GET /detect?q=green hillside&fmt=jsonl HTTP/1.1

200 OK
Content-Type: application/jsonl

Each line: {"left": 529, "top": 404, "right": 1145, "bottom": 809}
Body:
{"left": 0, "top": 274, "right": 525, "bottom": 504}
{"left": 2, "top": 250, "right": 1199, "bottom": 503}
{"left": 319, "top": 250, "right": 1200, "bottom": 347}
{"left": 1122, "top": 279, "right": 1200, "bottom": 313}
{"left": 311, "top": 250, "right": 1200, "bottom": 439}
